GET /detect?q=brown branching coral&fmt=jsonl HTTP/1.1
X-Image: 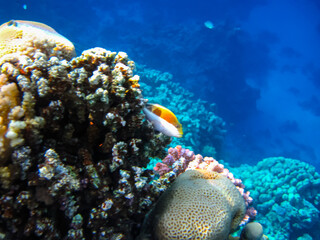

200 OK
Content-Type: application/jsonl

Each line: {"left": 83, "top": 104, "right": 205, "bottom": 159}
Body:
{"left": 0, "top": 24, "right": 171, "bottom": 239}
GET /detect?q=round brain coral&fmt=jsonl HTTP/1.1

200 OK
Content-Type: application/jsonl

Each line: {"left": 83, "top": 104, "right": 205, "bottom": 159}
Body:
{"left": 0, "top": 20, "right": 75, "bottom": 60}
{"left": 139, "top": 169, "right": 246, "bottom": 239}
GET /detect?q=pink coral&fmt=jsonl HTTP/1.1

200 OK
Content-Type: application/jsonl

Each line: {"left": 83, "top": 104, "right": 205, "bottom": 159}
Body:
{"left": 154, "top": 145, "right": 257, "bottom": 226}
{"left": 154, "top": 162, "right": 171, "bottom": 176}
{"left": 155, "top": 145, "right": 195, "bottom": 176}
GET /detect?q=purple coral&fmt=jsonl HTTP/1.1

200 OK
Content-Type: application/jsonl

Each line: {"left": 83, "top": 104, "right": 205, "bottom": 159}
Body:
{"left": 154, "top": 145, "right": 195, "bottom": 176}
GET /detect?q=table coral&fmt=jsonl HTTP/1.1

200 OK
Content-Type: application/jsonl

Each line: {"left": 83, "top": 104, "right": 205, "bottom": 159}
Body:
{"left": 0, "top": 26, "right": 172, "bottom": 238}
{"left": 234, "top": 157, "right": 320, "bottom": 240}
{"left": 138, "top": 169, "right": 246, "bottom": 239}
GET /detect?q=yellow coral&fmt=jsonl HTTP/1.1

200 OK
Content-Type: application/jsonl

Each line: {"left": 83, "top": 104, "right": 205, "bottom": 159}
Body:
{"left": 139, "top": 169, "right": 246, "bottom": 240}
{"left": 0, "top": 20, "right": 75, "bottom": 59}
{"left": 0, "top": 74, "right": 22, "bottom": 161}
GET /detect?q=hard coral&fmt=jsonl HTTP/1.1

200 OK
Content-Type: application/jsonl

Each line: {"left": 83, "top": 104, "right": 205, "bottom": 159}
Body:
{"left": 235, "top": 157, "right": 320, "bottom": 239}
{"left": 229, "top": 222, "right": 268, "bottom": 240}
{"left": 152, "top": 146, "right": 256, "bottom": 225}
{"left": 139, "top": 169, "right": 246, "bottom": 240}
{"left": 240, "top": 222, "right": 264, "bottom": 240}
{"left": 0, "top": 20, "right": 171, "bottom": 238}
{"left": 0, "top": 74, "right": 23, "bottom": 161}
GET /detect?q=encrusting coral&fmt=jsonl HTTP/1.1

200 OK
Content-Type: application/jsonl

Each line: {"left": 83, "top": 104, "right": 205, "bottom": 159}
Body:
{"left": 0, "top": 20, "right": 171, "bottom": 239}
{"left": 138, "top": 169, "right": 246, "bottom": 240}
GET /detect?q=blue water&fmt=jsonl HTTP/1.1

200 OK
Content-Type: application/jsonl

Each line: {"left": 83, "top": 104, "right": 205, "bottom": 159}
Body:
{"left": 2, "top": 0, "right": 320, "bottom": 239}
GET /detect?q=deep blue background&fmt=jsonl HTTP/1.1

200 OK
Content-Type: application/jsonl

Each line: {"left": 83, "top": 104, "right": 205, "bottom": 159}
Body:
{"left": 2, "top": 0, "right": 320, "bottom": 169}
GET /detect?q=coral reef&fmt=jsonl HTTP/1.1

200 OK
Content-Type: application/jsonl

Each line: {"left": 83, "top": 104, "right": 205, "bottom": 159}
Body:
{"left": 4, "top": 18, "right": 319, "bottom": 240}
{"left": 138, "top": 169, "right": 246, "bottom": 240}
{"left": 152, "top": 145, "right": 256, "bottom": 225}
{"left": 0, "top": 29, "right": 171, "bottom": 238}
{"left": 233, "top": 157, "right": 320, "bottom": 240}
{"left": 137, "top": 66, "right": 226, "bottom": 157}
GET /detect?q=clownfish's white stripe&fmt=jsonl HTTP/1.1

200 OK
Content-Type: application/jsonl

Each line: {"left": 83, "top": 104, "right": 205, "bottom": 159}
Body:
{"left": 143, "top": 107, "right": 182, "bottom": 138}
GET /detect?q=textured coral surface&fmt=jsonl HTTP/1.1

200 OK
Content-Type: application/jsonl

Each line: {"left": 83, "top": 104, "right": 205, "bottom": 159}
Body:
{"left": 152, "top": 145, "right": 256, "bottom": 225}
{"left": 0, "top": 45, "right": 171, "bottom": 239}
{"left": 233, "top": 157, "right": 320, "bottom": 240}
{"left": 139, "top": 169, "right": 246, "bottom": 240}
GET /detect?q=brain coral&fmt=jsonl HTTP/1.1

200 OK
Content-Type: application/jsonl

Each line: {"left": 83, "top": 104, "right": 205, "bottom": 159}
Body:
{"left": 151, "top": 145, "right": 256, "bottom": 225}
{"left": 0, "top": 20, "right": 75, "bottom": 60}
{"left": 139, "top": 169, "right": 246, "bottom": 239}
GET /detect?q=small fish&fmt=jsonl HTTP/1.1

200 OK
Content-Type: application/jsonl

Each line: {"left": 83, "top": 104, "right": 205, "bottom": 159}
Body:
{"left": 0, "top": 20, "right": 76, "bottom": 59}
{"left": 143, "top": 103, "right": 183, "bottom": 138}
{"left": 204, "top": 20, "right": 215, "bottom": 29}
{"left": 5, "top": 20, "right": 60, "bottom": 36}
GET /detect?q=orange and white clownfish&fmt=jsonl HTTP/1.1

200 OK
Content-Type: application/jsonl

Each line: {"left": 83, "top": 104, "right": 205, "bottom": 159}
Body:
{"left": 143, "top": 103, "right": 183, "bottom": 138}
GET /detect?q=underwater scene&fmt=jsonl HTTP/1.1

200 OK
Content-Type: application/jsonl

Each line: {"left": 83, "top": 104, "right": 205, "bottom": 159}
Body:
{"left": 0, "top": 0, "right": 319, "bottom": 239}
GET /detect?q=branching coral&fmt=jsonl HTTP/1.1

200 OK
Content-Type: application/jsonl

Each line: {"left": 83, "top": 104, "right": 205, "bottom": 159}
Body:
{"left": 0, "top": 74, "right": 24, "bottom": 162}
{"left": 0, "top": 21, "right": 171, "bottom": 238}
